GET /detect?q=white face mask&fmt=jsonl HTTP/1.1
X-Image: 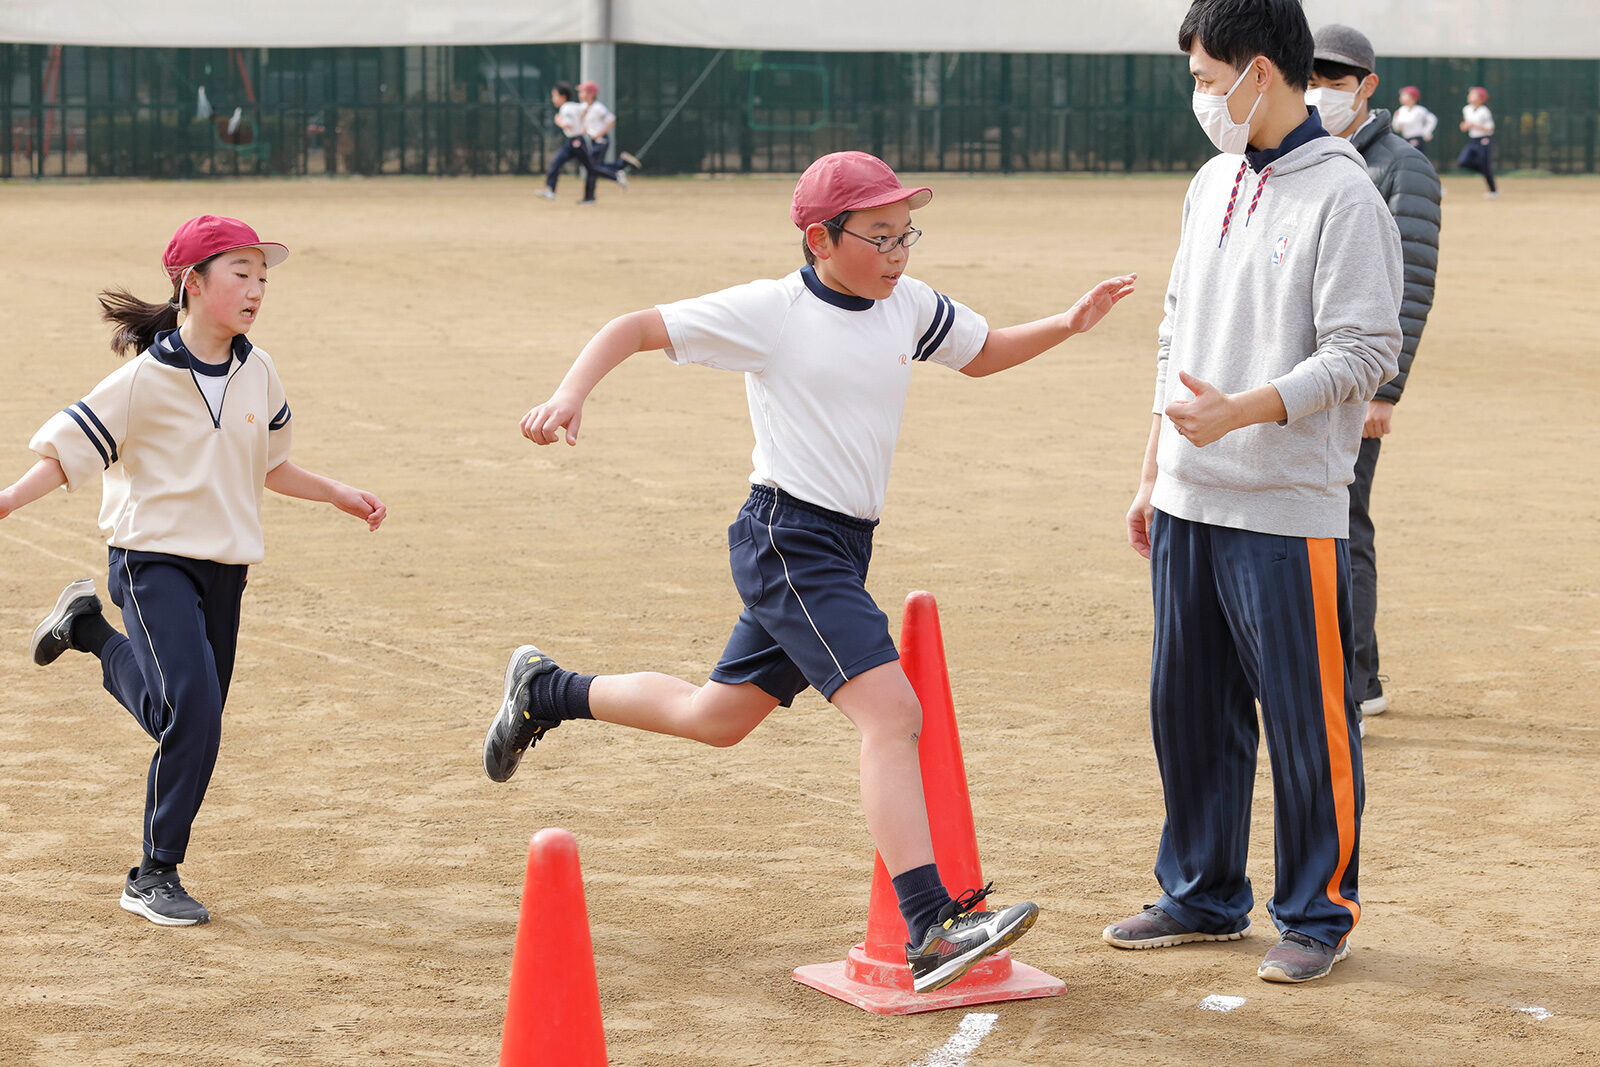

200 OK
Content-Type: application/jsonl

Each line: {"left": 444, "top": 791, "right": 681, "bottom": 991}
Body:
{"left": 1305, "top": 86, "right": 1363, "bottom": 135}
{"left": 1192, "top": 62, "right": 1265, "bottom": 154}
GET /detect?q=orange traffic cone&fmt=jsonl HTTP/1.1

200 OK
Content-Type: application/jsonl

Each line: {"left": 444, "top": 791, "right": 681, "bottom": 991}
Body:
{"left": 500, "top": 828, "right": 608, "bottom": 1066}
{"left": 793, "top": 591, "right": 1065, "bottom": 1014}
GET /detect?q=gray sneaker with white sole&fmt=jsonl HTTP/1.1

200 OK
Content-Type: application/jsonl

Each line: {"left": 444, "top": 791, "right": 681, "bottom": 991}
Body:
{"left": 120, "top": 866, "right": 210, "bottom": 926}
{"left": 30, "top": 578, "right": 101, "bottom": 666}
{"left": 1102, "top": 904, "right": 1251, "bottom": 949}
{"left": 1258, "top": 931, "right": 1350, "bottom": 982}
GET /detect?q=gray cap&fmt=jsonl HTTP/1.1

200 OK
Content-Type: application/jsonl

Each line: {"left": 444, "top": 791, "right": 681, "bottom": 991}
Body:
{"left": 1313, "top": 24, "right": 1376, "bottom": 72}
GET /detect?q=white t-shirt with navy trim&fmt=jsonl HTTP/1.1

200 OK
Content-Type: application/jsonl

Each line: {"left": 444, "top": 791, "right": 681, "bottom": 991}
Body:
{"left": 555, "top": 101, "right": 586, "bottom": 138}
{"left": 656, "top": 266, "right": 988, "bottom": 520}
{"left": 581, "top": 101, "right": 615, "bottom": 140}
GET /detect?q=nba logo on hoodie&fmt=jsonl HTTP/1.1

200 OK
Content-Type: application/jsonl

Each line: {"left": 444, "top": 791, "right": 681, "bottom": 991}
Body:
{"left": 1272, "top": 236, "right": 1290, "bottom": 265}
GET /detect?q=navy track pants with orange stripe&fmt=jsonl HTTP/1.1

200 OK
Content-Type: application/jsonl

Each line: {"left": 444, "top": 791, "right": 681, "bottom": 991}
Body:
{"left": 1147, "top": 511, "right": 1364, "bottom": 950}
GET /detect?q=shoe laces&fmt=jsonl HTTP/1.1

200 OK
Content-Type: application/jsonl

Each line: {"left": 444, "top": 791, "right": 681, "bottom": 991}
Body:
{"left": 937, "top": 882, "right": 994, "bottom": 928}
{"left": 1282, "top": 931, "right": 1323, "bottom": 950}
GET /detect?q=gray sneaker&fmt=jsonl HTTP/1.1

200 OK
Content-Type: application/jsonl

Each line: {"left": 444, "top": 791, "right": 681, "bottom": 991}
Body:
{"left": 483, "top": 645, "right": 562, "bottom": 782}
{"left": 1258, "top": 931, "right": 1350, "bottom": 982}
{"left": 31, "top": 579, "right": 101, "bottom": 666}
{"left": 1102, "top": 904, "right": 1251, "bottom": 949}
{"left": 120, "top": 867, "right": 210, "bottom": 926}
{"left": 536, "top": 188, "right": 557, "bottom": 201}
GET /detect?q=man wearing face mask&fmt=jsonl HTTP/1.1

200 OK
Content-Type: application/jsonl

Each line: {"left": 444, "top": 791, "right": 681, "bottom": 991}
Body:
{"left": 1109, "top": 0, "right": 1403, "bottom": 985}
{"left": 1307, "top": 25, "right": 1442, "bottom": 737}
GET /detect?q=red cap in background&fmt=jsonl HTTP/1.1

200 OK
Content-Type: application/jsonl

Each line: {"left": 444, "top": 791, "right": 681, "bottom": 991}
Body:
{"left": 578, "top": 81, "right": 600, "bottom": 95}
{"left": 163, "top": 215, "right": 289, "bottom": 279}
{"left": 790, "top": 151, "right": 932, "bottom": 230}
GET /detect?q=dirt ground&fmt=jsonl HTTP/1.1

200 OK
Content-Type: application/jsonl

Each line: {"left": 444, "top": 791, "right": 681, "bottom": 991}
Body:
{"left": 1, "top": 171, "right": 1596, "bottom": 1066}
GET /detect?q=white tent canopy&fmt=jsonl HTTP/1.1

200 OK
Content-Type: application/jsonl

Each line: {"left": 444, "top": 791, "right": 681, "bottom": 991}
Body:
{"left": 1, "top": 0, "right": 1594, "bottom": 59}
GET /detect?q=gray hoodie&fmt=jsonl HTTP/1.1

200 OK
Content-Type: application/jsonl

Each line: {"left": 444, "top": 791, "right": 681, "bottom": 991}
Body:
{"left": 1151, "top": 134, "right": 1403, "bottom": 539}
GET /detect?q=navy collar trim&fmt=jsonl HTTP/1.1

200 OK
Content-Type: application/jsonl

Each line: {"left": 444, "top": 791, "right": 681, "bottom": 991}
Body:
{"left": 801, "top": 265, "right": 874, "bottom": 311}
{"left": 153, "top": 328, "right": 252, "bottom": 372}
{"left": 1247, "top": 107, "right": 1329, "bottom": 172}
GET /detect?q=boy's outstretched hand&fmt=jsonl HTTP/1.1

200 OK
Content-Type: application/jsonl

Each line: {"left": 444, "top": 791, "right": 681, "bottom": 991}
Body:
{"left": 1065, "top": 273, "right": 1138, "bottom": 335}
{"left": 521, "top": 392, "right": 584, "bottom": 446}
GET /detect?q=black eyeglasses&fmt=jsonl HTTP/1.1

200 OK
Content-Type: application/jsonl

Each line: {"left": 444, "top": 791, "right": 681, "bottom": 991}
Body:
{"left": 829, "top": 224, "right": 923, "bottom": 254}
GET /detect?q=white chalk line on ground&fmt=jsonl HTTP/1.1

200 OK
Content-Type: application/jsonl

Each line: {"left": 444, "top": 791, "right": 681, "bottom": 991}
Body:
{"left": 1199, "top": 994, "right": 1246, "bottom": 1012}
{"left": 1517, "top": 1005, "right": 1554, "bottom": 1021}
{"left": 910, "top": 1013, "right": 998, "bottom": 1067}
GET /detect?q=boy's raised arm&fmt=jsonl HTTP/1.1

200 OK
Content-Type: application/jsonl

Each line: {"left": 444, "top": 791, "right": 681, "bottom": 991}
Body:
{"left": 522, "top": 309, "right": 671, "bottom": 446}
{"left": 961, "top": 274, "right": 1136, "bottom": 378}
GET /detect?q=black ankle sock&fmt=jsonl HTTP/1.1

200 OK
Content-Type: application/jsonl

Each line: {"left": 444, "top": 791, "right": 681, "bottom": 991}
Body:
{"left": 70, "top": 612, "right": 117, "bottom": 657}
{"left": 529, "top": 668, "right": 595, "bottom": 721}
{"left": 892, "top": 863, "right": 954, "bottom": 945}
{"left": 139, "top": 853, "right": 175, "bottom": 877}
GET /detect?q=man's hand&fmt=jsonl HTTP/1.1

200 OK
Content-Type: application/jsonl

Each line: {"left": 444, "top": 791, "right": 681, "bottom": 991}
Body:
{"left": 1363, "top": 400, "right": 1394, "bottom": 439}
{"left": 522, "top": 391, "right": 585, "bottom": 446}
{"left": 1165, "top": 370, "right": 1242, "bottom": 447}
{"left": 1127, "top": 482, "right": 1156, "bottom": 559}
{"left": 1064, "top": 273, "right": 1138, "bottom": 336}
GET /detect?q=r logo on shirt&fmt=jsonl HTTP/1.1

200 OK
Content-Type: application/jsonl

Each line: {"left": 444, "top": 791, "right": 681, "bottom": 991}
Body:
{"left": 899, "top": 353, "right": 909, "bottom": 365}
{"left": 246, "top": 413, "right": 256, "bottom": 424}
{"left": 1272, "top": 236, "right": 1290, "bottom": 266}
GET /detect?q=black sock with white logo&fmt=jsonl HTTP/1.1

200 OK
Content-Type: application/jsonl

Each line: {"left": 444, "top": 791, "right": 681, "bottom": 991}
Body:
{"left": 529, "top": 669, "right": 595, "bottom": 721}
{"left": 70, "top": 612, "right": 117, "bottom": 658}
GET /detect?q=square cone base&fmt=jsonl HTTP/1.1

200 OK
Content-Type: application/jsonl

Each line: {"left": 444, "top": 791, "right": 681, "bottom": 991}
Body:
{"left": 793, "top": 946, "right": 1064, "bottom": 1016}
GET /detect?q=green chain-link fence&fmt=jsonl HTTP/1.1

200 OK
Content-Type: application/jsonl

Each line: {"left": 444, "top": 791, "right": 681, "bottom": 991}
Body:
{"left": 3, "top": 43, "right": 1594, "bottom": 178}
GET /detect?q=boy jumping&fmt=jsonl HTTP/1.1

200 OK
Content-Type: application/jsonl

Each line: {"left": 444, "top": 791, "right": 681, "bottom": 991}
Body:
{"left": 484, "top": 150, "right": 1135, "bottom": 993}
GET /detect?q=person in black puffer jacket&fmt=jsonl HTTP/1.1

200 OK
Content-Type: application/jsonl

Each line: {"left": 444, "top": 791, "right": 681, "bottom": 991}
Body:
{"left": 1309, "top": 24, "right": 1442, "bottom": 731}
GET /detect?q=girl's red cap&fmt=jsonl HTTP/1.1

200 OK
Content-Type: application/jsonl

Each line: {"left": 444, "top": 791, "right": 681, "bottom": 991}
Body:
{"left": 790, "top": 151, "right": 932, "bottom": 230}
{"left": 163, "top": 215, "right": 289, "bottom": 279}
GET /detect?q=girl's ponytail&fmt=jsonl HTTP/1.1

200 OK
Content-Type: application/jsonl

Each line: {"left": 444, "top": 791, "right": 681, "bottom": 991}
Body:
{"left": 98, "top": 254, "right": 216, "bottom": 357}
{"left": 97, "top": 281, "right": 180, "bottom": 357}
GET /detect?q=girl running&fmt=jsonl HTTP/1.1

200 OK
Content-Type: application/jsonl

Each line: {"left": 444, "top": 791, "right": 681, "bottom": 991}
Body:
{"left": 0, "top": 215, "right": 387, "bottom": 926}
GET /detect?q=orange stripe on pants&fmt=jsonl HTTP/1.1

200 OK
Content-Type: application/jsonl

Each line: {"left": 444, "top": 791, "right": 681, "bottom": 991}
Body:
{"left": 1308, "top": 538, "right": 1361, "bottom": 940}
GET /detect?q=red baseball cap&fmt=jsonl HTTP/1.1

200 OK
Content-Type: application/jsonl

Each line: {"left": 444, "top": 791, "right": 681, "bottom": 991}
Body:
{"left": 578, "top": 80, "right": 599, "bottom": 95}
{"left": 163, "top": 215, "right": 289, "bottom": 279}
{"left": 790, "top": 151, "right": 932, "bottom": 230}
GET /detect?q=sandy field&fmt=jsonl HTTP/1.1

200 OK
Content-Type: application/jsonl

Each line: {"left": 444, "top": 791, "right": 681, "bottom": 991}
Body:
{"left": 0, "top": 171, "right": 1596, "bottom": 1066}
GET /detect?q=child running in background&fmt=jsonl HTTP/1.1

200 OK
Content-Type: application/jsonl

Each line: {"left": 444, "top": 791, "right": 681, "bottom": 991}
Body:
{"left": 1391, "top": 86, "right": 1437, "bottom": 155}
{"left": 539, "top": 81, "right": 590, "bottom": 202}
{"left": 0, "top": 215, "right": 386, "bottom": 926}
{"left": 483, "top": 150, "right": 1135, "bottom": 993}
{"left": 1457, "top": 86, "right": 1497, "bottom": 197}
{"left": 575, "top": 79, "right": 642, "bottom": 205}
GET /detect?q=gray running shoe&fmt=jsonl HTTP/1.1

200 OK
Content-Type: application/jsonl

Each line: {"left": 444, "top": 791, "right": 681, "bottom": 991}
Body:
{"left": 619, "top": 151, "right": 642, "bottom": 170}
{"left": 483, "top": 645, "right": 562, "bottom": 782}
{"left": 906, "top": 884, "right": 1039, "bottom": 993}
{"left": 1258, "top": 931, "right": 1351, "bottom": 982}
{"left": 120, "top": 867, "right": 210, "bottom": 926}
{"left": 1102, "top": 904, "right": 1251, "bottom": 949}
{"left": 31, "top": 579, "right": 101, "bottom": 666}
{"left": 536, "top": 188, "right": 557, "bottom": 201}
{"left": 615, "top": 170, "right": 628, "bottom": 190}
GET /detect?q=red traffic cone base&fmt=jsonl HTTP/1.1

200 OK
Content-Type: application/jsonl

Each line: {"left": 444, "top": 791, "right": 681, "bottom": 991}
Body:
{"left": 793, "top": 591, "right": 1064, "bottom": 1015}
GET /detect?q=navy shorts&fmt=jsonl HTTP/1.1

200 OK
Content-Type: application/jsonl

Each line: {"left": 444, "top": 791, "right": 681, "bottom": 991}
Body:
{"left": 709, "top": 486, "right": 900, "bottom": 706}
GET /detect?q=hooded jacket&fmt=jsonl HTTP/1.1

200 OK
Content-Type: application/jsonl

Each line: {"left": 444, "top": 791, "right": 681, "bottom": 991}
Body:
{"left": 1350, "top": 108, "right": 1442, "bottom": 404}
{"left": 1152, "top": 123, "right": 1403, "bottom": 540}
